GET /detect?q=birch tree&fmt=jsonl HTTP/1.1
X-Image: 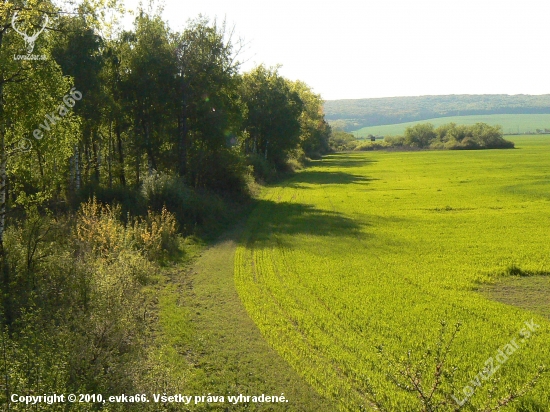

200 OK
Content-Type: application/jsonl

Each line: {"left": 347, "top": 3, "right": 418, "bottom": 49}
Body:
{"left": 0, "top": 1, "right": 78, "bottom": 254}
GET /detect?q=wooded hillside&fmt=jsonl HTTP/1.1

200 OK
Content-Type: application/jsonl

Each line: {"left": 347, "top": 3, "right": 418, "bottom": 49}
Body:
{"left": 324, "top": 94, "right": 550, "bottom": 131}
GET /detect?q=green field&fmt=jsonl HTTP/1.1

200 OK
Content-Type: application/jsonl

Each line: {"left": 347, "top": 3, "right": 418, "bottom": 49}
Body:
{"left": 235, "top": 136, "right": 550, "bottom": 411}
{"left": 352, "top": 114, "right": 550, "bottom": 137}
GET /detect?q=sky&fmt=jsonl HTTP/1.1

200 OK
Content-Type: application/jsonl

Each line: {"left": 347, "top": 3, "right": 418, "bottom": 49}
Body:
{"left": 121, "top": 0, "right": 550, "bottom": 100}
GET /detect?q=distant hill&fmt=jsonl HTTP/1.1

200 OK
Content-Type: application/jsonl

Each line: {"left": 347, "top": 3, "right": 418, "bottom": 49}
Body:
{"left": 323, "top": 94, "right": 550, "bottom": 131}
{"left": 353, "top": 114, "right": 550, "bottom": 138}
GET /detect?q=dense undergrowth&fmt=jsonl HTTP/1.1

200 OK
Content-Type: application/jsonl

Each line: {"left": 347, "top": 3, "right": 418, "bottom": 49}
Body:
{"left": 0, "top": 174, "right": 249, "bottom": 410}
{"left": 0, "top": 149, "right": 312, "bottom": 411}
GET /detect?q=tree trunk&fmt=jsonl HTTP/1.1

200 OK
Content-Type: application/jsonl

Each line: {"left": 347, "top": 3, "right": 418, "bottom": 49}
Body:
{"left": 92, "top": 132, "right": 100, "bottom": 183}
{"left": 143, "top": 121, "right": 156, "bottom": 175}
{"left": 115, "top": 122, "right": 126, "bottom": 186}
{"left": 178, "top": 80, "right": 188, "bottom": 176}
{"left": 74, "top": 145, "right": 81, "bottom": 191}
{"left": 107, "top": 123, "right": 113, "bottom": 189}
{"left": 0, "top": 139, "right": 6, "bottom": 257}
{"left": 0, "top": 77, "right": 5, "bottom": 257}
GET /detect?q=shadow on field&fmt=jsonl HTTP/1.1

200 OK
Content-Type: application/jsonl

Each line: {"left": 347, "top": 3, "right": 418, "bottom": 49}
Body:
{"left": 244, "top": 200, "right": 366, "bottom": 248}
{"left": 287, "top": 170, "right": 378, "bottom": 187}
{"left": 318, "top": 152, "right": 378, "bottom": 169}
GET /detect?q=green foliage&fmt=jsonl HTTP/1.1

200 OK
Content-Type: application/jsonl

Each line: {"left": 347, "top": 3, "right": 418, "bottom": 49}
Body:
{"left": 76, "top": 182, "right": 145, "bottom": 216}
{"left": 381, "top": 135, "right": 405, "bottom": 146}
{"left": 362, "top": 122, "right": 515, "bottom": 151}
{"left": 405, "top": 123, "right": 437, "bottom": 147}
{"left": 0, "top": 1, "right": 333, "bottom": 406}
{"left": 122, "top": 12, "right": 178, "bottom": 175}
{"left": 329, "top": 130, "right": 358, "bottom": 151}
{"left": 290, "top": 80, "right": 331, "bottom": 158}
{"left": 175, "top": 17, "right": 246, "bottom": 188}
{"left": 246, "top": 153, "right": 277, "bottom": 183}
{"left": 354, "top": 140, "right": 392, "bottom": 151}
{"left": 140, "top": 172, "right": 234, "bottom": 236}
{"left": 241, "top": 65, "right": 304, "bottom": 169}
{"left": 0, "top": 311, "right": 73, "bottom": 410}
{"left": 77, "top": 196, "right": 179, "bottom": 261}
{"left": 0, "top": 196, "right": 186, "bottom": 408}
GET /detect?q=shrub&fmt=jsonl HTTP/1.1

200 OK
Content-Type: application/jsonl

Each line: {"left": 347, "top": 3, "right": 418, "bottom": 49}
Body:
{"left": 140, "top": 172, "right": 230, "bottom": 235}
{"left": 247, "top": 154, "right": 277, "bottom": 183}
{"left": 373, "top": 123, "right": 515, "bottom": 151}
{"left": 354, "top": 141, "right": 391, "bottom": 151}
{"left": 1, "top": 206, "right": 158, "bottom": 406}
{"left": 77, "top": 197, "right": 179, "bottom": 260}
{"left": 383, "top": 135, "right": 406, "bottom": 147}
{"left": 186, "top": 148, "right": 250, "bottom": 196}
{"left": 77, "top": 198, "right": 129, "bottom": 257}
{"left": 76, "top": 183, "right": 145, "bottom": 217}
{"left": 329, "top": 130, "right": 357, "bottom": 151}
{"left": 131, "top": 207, "right": 179, "bottom": 261}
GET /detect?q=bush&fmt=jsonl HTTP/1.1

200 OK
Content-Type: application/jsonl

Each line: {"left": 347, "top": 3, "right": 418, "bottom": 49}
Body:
{"left": 354, "top": 141, "right": 391, "bottom": 151}
{"left": 77, "top": 197, "right": 179, "bottom": 261}
{"left": 404, "top": 123, "right": 436, "bottom": 147}
{"left": 383, "top": 135, "right": 406, "bottom": 147}
{"left": 141, "top": 172, "right": 231, "bottom": 235}
{"left": 186, "top": 148, "right": 250, "bottom": 197}
{"left": 365, "top": 123, "right": 515, "bottom": 151}
{"left": 329, "top": 130, "right": 358, "bottom": 151}
{"left": 0, "top": 205, "right": 160, "bottom": 406}
{"left": 247, "top": 154, "right": 277, "bottom": 183}
{"left": 76, "top": 183, "right": 145, "bottom": 217}
{"left": 131, "top": 207, "right": 179, "bottom": 261}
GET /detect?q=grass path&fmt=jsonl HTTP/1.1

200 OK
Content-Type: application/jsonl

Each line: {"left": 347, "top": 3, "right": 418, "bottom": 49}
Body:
{"left": 157, "top": 225, "right": 335, "bottom": 411}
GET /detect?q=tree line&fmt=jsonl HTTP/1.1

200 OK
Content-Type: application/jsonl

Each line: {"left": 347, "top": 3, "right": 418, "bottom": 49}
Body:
{"left": 352, "top": 122, "right": 515, "bottom": 151}
{"left": 1, "top": 1, "right": 331, "bottom": 236}
{"left": 0, "top": 0, "right": 331, "bottom": 407}
{"left": 328, "top": 123, "right": 515, "bottom": 151}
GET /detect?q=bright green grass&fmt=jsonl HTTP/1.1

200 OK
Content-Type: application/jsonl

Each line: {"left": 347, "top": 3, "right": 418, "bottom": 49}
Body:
{"left": 152, "top": 231, "right": 335, "bottom": 411}
{"left": 353, "top": 114, "right": 550, "bottom": 137}
{"left": 235, "top": 135, "right": 550, "bottom": 411}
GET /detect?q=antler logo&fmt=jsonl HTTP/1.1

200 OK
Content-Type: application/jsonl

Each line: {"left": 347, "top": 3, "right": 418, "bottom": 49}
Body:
{"left": 11, "top": 12, "right": 49, "bottom": 54}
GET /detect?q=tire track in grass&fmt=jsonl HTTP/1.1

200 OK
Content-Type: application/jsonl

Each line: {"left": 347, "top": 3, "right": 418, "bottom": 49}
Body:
{"left": 184, "top": 225, "right": 336, "bottom": 411}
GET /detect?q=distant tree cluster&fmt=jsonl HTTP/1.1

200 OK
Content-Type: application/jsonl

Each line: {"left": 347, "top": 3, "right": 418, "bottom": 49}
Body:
{"left": 329, "top": 130, "right": 358, "bottom": 151}
{"left": 356, "top": 122, "right": 515, "bottom": 151}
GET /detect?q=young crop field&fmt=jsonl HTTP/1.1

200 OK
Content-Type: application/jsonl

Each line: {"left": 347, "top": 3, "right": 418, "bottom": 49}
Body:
{"left": 352, "top": 114, "right": 550, "bottom": 137}
{"left": 235, "top": 136, "right": 550, "bottom": 411}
